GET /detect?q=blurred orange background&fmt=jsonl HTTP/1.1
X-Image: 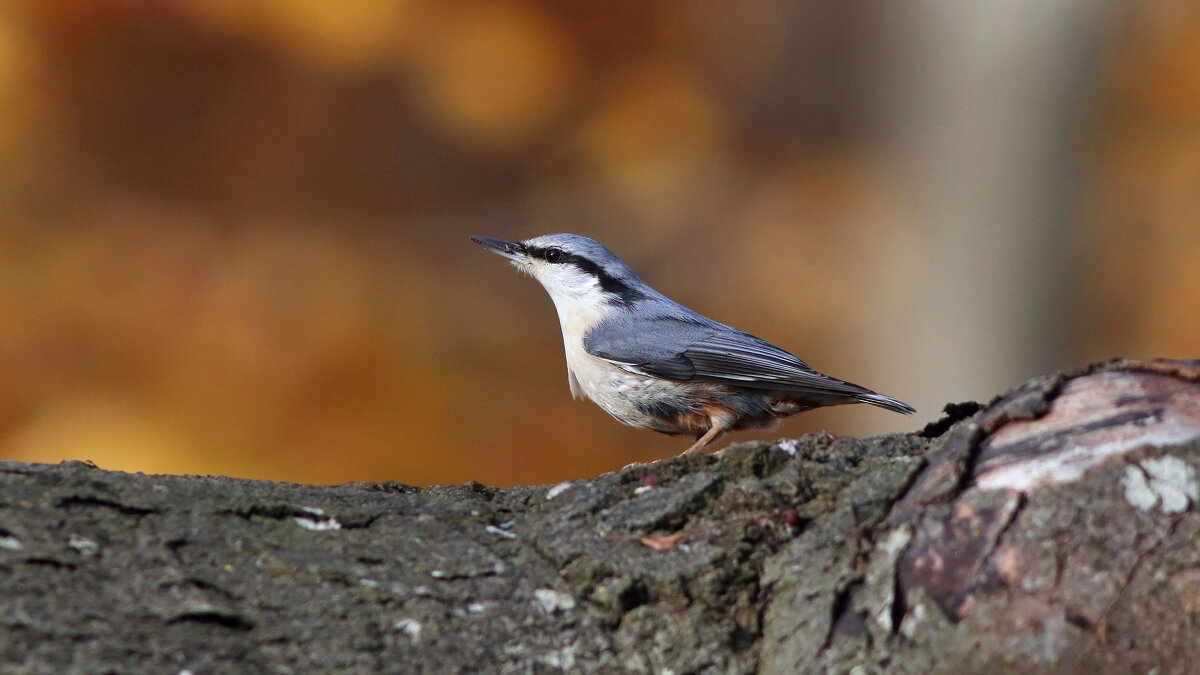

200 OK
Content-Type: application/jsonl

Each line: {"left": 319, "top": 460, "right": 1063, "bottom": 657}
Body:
{"left": 0, "top": 1, "right": 1196, "bottom": 486}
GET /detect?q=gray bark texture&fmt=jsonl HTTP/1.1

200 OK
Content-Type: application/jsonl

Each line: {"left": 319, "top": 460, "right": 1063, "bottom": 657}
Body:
{"left": 1, "top": 358, "right": 1198, "bottom": 674}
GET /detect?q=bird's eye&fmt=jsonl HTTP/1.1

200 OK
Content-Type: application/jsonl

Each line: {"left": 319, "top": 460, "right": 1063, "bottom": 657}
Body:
{"left": 544, "top": 248, "right": 563, "bottom": 263}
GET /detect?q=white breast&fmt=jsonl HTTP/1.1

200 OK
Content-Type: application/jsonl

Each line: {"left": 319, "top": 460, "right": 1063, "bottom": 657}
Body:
{"left": 550, "top": 295, "right": 615, "bottom": 401}
{"left": 555, "top": 309, "right": 691, "bottom": 433}
{"left": 535, "top": 267, "right": 614, "bottom": 397}
{"left": 533, "top": 265, "right": 682, "bottom": 431}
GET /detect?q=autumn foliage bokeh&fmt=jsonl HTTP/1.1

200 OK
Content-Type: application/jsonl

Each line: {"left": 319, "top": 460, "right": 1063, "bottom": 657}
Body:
{"left": 0, "top": 1, "right": 1197, "bottom": 486}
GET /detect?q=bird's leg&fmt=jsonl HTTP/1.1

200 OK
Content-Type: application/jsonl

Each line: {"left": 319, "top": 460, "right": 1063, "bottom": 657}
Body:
{"left": 684, "top": 417, "right": 728, "bottom": 454}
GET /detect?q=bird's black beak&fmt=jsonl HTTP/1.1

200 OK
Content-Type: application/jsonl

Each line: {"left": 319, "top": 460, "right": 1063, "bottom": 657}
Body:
{"left": 470, "top": 235, "right": 527, "bottom": 261}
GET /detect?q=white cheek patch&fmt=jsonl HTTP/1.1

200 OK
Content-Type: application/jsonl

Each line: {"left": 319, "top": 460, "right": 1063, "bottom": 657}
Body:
{"left": 537, "top": 266, "right": 608, "bottom": 308}
{"left": 551, "top": 266, "right": 601, "bottom": 297}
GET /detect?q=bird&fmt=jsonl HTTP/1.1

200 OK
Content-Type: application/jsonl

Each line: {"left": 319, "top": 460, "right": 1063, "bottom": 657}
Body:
{"left": 470, "top": 233, "right": 914, "bottom": 454}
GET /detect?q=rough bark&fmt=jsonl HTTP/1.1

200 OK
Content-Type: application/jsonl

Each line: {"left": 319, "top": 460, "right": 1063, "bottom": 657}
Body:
{"left": 1, "top": 358, "right": 1198, "bottom": 674}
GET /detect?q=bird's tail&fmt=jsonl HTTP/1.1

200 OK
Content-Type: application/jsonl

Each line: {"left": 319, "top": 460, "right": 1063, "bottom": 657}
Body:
{"left": 856, "top": 392, "right": 916, "bottom": 415}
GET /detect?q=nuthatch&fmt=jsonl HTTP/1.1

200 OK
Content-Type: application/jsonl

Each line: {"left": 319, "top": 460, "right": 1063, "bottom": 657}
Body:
{"left": 471, "top": 233, "right": 914, "bottom": 454}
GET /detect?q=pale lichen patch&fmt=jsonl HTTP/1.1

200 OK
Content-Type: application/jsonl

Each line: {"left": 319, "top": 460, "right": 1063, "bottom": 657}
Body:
{"left": 1123, "top": 456, "right": 1197, "bottom": 514}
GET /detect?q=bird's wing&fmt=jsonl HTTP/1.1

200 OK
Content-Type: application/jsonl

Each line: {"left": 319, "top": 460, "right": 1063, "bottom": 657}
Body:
{"left": 583, "top": 314, "right": 702, "bottom": 381}
{"left": 584, "top": 314, "right": 864, "bottom": 397}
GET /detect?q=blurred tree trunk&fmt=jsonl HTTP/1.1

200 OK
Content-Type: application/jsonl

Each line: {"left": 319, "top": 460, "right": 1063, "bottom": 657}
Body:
{"left": 866, "top": 0, "right": 1120, "bottom": 415}
{"left": 0, "top": 359, "right": 1196, "bottom": 673}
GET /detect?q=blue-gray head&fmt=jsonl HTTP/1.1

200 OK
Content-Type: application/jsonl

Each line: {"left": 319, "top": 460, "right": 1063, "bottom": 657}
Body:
{"left": 470, "top": 233, "right": 651, "bottom": 311}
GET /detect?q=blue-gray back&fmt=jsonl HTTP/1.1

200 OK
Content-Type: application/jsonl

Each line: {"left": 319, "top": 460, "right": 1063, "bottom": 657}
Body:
{"left": 582, "top": 294, "right": 886, "bottom": 398}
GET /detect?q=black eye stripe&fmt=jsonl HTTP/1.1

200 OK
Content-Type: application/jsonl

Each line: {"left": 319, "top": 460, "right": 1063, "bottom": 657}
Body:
{"left": 525, "top": 244, "right": 648, "bottom": 306}
{"left": 528, "top": 246, "right": 565, "bottom": 263}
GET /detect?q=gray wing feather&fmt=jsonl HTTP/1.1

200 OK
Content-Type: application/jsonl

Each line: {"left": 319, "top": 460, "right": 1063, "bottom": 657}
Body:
{"left": 583, "top": 314, "right": 701, "bottom": 381}
{"left": 584, "top": 314, "right": 847, "bottom": 393}
{"left": 583, "top": 312, "right": 917, "bottom": 415}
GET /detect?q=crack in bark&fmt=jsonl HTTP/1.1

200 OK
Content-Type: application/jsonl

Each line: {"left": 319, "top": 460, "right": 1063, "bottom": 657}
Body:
{"left": 55, "top": 495, "right": 159, "bottom": 515}
{"left": 1093, "top": 514, "right": 1181, "bottom": 646}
